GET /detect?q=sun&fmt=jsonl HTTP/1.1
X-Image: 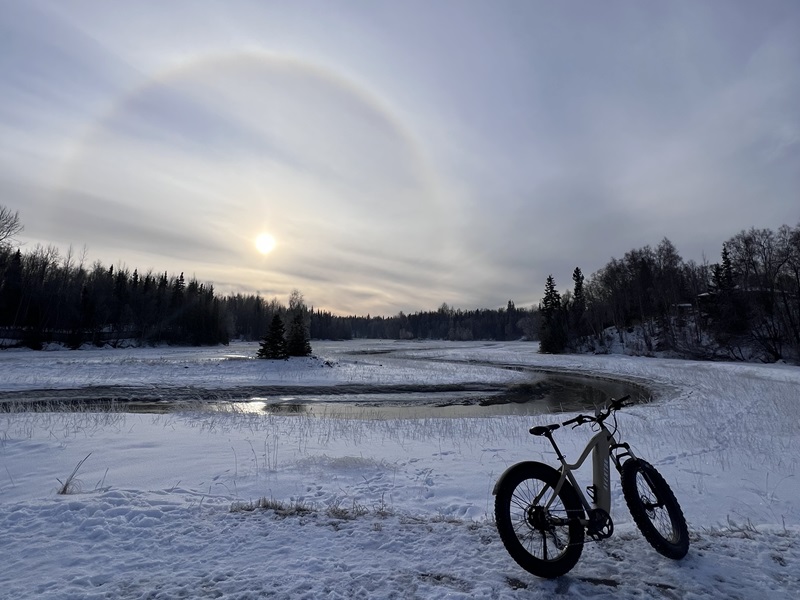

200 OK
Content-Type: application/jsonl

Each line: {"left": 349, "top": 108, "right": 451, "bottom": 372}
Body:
{"left": 255, "top": 233, "right": 276, "bottom": 255}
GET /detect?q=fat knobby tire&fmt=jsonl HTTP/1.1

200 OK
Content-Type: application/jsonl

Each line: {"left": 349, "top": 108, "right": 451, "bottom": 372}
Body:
{"left": 620, "top": 459, "right": 689, "bottom": 559}
{"left": 494, "top": 462, "right": 585, "bottom": 578}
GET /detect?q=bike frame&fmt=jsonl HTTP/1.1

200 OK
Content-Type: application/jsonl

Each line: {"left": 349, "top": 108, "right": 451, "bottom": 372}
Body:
{"left": 542, "top": 421, "right": 636, "bottom": 519}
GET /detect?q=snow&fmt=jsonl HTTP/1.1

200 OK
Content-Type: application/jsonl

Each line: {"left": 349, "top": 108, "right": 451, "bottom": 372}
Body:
{"left": 1, "top": 340, "right": 798, "bottom": 599}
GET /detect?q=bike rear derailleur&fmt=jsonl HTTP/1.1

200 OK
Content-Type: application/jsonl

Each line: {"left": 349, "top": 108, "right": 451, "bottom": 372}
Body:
{"left": 587, "top": 508, "right": 614, "bottom": 540}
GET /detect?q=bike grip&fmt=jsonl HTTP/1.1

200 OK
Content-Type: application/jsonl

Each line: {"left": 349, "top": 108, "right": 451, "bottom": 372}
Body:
{"left": 562, "top": 414, "right": 588, "bottom": 426}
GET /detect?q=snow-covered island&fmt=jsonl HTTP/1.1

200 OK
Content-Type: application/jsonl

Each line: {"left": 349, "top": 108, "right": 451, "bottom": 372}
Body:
{"left": 1, "top": 340, "right": 798, "bottom": 598}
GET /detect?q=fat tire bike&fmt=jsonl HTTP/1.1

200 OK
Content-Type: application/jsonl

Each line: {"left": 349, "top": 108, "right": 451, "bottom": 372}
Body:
{"left": 493, "top": 395, "right": 689, "bottom": 578}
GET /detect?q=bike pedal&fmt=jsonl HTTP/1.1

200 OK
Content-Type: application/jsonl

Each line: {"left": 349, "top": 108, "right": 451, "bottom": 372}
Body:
{"left": 586, "top": 485, "right": 597, "bottom": 503}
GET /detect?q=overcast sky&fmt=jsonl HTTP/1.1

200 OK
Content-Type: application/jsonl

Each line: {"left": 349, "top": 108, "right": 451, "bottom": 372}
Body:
{"left": 1, "top": 0, "right": 798, "bottom": 315}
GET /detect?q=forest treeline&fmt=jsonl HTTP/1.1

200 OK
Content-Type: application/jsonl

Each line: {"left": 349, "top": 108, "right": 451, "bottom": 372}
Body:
{"left": 0, "top": 205, "right": 798, "bottom": 362}
{"left": 0, "top": 243, "right": 530, "bottom": 348}
{"left": 0, "top": 239, "right": 531, "bottom": 348}
{"left": 0, "top": 207, "right": 529, "bottom": 347}
{"left": 539, "top": 224, "right": 800, "bottom": 362}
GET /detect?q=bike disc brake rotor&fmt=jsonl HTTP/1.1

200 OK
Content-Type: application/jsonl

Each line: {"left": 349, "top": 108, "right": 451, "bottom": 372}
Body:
{"left": 639, "top": 485, "right": 664, "bottom": 515}
{"left": 527, "top": 505, "right": 551, "bottom": 531}
{"left": 526, "top": 505, "right": 570, "bottom": 551}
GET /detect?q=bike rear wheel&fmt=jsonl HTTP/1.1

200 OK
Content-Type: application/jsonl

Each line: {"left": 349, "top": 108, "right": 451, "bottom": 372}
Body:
{"left": 620, "top": 459, "right": 689, "bottom": 559}
{"left": 494, "top": 462, "right": 585, "bottom": 578}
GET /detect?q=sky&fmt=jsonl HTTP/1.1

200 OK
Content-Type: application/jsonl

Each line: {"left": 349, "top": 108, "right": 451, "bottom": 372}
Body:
{"left": 1, "top": 0, "right": 798, "bottom": 316}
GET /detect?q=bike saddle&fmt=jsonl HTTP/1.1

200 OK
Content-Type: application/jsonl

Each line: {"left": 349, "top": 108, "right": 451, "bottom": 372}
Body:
{"left": 530, "top": 424, "right": 560, "bottom": 436}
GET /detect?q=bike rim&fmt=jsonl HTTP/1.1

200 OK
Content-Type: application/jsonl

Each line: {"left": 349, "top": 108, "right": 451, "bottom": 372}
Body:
{"left": 509, "top": 478, "right": 572, "bottom": 561}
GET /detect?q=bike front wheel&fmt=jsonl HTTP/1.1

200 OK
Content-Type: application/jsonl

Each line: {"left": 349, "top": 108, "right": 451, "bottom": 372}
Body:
{"left": 494, "top": 462, "right": 585, "bottom": 578}
{"left": 620, "top": 459, "right": 689, "bottom": 559}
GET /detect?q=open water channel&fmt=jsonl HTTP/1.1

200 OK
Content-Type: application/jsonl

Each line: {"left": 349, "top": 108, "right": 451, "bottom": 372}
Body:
{"left": 0, "top": 370, "right": 648, "bottom": 419}
{"left": 0, "top": 341, "right": 650, "bottom": 418}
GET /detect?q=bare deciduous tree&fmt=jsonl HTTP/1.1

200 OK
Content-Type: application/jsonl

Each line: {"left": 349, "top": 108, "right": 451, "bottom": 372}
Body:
{"left": 0, "top": 205, "right": 23, "bottom": 248}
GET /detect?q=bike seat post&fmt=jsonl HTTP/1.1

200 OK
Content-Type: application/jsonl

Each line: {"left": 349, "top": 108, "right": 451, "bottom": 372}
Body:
{"left": 546, "top": 433, "right": 566, "bottom": 463}
{"left": 529, "top": 424, "right": 567, "bottom": 462}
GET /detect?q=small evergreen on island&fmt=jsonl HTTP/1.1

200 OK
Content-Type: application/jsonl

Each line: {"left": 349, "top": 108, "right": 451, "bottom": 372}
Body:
{"left": 286, "top": 313, "right": 312, "bottom": 357}
{"left": 257, "top": 314, "right": 288, "bottom": 359}
{"left": 256, "top": 311, "right": 312, "bottom": 360}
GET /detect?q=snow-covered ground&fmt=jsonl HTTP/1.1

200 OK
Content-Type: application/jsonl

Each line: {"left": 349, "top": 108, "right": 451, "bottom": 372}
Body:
{"left": 1, "top": 340, "right": 798, "bottom": 599}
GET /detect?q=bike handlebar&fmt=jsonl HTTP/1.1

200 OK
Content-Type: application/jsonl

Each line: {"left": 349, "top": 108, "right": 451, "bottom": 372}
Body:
{"left": 561, "top": 395, "right": 631, "bottom": 428}
{"left": 561, "top": 414, "right": 591, "bottom": 426}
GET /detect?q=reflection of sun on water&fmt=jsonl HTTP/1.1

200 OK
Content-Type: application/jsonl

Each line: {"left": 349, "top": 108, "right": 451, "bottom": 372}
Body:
{"left": 255, "top": 233, "right": 276, "bottom": 254}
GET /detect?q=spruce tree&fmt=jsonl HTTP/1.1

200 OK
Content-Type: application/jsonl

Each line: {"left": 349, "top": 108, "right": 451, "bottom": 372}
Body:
{"left": 720, "top": 245, "right": 735, "bottom": 291}
{"left": 539, "top": 275, "right": 567, "bottom": 353}
{"left": 286, "top": 313, "right": 312, "bottom": 357}
{"left": 257, "top": 314, "right": 288, "bottom": 359}
{"left": 570, "top": 267, "right": 586, "bottom": 339}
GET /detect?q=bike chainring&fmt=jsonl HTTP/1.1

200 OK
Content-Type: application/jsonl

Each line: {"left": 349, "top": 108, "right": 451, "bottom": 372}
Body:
{"left": 586, "top": 508, "right": 614, "bottom": 540}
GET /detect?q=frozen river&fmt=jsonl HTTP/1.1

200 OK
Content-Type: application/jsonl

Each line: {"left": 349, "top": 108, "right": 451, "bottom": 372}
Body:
{"left": 0, "top": 340, "right": 647, "bottom": 417}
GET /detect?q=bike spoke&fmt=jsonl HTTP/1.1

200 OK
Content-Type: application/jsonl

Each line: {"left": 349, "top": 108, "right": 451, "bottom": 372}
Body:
{"left": 506, "top": 480, "right": 572, "bottom": 563}
{"left": 510, "top": 493, "right": 529, "bottom": 512}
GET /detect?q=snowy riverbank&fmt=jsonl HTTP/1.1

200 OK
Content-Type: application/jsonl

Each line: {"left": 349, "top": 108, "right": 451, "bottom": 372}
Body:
{"left": 1, "top": 340, "right": 798, "bottom": 598}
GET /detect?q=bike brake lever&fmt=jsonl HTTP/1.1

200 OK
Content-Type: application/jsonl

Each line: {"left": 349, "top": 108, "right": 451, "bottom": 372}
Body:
{"left": 569, "top": 415, "right": 591, "bottom": 428}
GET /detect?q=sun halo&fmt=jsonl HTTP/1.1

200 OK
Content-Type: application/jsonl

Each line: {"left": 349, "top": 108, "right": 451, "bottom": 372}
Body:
{"left": 255, "top": 233, "right": 276, "bottom": 255}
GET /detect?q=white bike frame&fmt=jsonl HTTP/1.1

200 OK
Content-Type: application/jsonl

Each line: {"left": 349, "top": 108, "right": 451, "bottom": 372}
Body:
{"left": 542, "top": 421, "right": 636, "bottom": 519}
